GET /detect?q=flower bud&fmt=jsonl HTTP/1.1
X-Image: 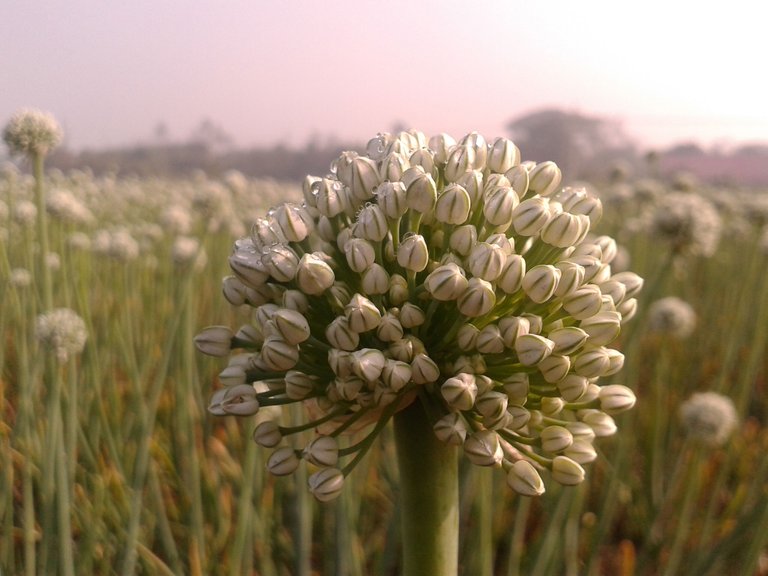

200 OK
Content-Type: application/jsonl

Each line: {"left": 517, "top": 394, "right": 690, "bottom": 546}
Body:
{"left": 218, "top": 365, "right": 246, "bottom": 387}
{"left": 304, "top": 436, "right": 340, "bottom": 467}
{"left": 285, "top": 370, "right": 318, "bottom": 399}
{"left": 424, "top": 263, "right": 469, "bottom": 301}
{"left": 562, "top": 284, "right": 603, "bottom": 320}
{"left": 376, "top": 181, "right": 409, "bottom": 219}
{"left": 464, "top": 430, "right": 503, "bottom": 467}
{"left": 487, "top": 137, "right": 520, "bottom": 173}
{"left": 308, "top": 467, "right": 345, "bottom": 502}
{"left": 449, "top": 224, "right": 478, "bottom": 256}
{"left": 522, "top": 265, "right": 561, "bottom": 304}
{"left": 617, "top": 298, "right": 638, "bottom": 323}
{"left": 261, "top": 336, "right": 300, "bottom": 371}
{"left": 402, "top": 166, "right": 437, "bottom": 213}
{"left": 604, "top": 348, "right": 625, "bottom": 376}
{"left": 380, "top": 359, "right": 412, "bottom": 392}
{"left": 272, "top": 203, "right": 312, "bottom": 243}
{"left": 411, "top": 353, "right": 440, "bottom": 384}
{"left": 573, "top": 347, "right": 612, "bottom": 378}
{"left": 506, "top": 405, "right": 531, "bottom": 430}
{"left": 597, "top": 280, "right": 626, "bottom": 307}
{"left": 397, "top": 234, "right": 429, "bottom": 272}
{"left": 253, "top": 421, "right": 282, "bottom": 447}
{"left": 361, "top": 263, "right": 389, "bottom": 295}
{"left": 475, "top": 390, "right": 508, "bottom": 421}
{"left": 563, "top": 189, "right": 603, "bottom": 225}
{"left": 579, "top": 409, "right": 617, "bottom": 437}
{"left": 557, "top": 373, "right": 589, "bottom": 402}
{"left": 262, "top": 244, "right": 299, "bottom": 283}
{"left": 511, "top": 196, "right": 551, "bottom": 236}
{"left": 337, "top": 153, "right": 380, "bottom": 201}
{"left": 468, "top": 242, "right": 506, "bottom": 282}
{"left": 548, "top": 326, "right": 588, "bottom": 355}
{"left": 496, "top": 254, "right": 525, "bottom": 294}
{"left": 610, "top": 271, "right": 644, "bottom": 299}
{"left": 296, "top": 253, "right": 335, "bottom": 295}
{"left": 345, "top": 293, "right": 382, "bottom": 333}
{"left": 441, "top": 373, "right": 478, "bottom": 411}
{"left": 351, "top": 348, "right": 386, "bottom": 382}
{"left": 580, "top": 311, "right": 622, "bottom": 346}
{"left": 267, "top": 447, "right": 300, "bottom": 476}
{"left": 504, "top": 165, "right": 530, "bottom": 199}
{"left": 456, "top": 323, "right": 480, "bottom": 351}
{"left": 434, "top": 183, "right": 471, "bottom": 224}
{"left": 476, "top": 324, "right": 505, "bottom": 354}
{"left": 314, "top": 178, "right": 346, "bottom": 217}
{"left": 354, "top": 204, "right": 389, "bottom": 242}
{"left": 483, "top": 185, "right": 519, "bottom": 226}
{"left": 541, "top": 212, "right": 589, "bottom": 248}
{"left": 387, "top": 274, "right": 408, "bottom": 306}
{"left": 399, "top": 303, "right": 426, "bottom": 328}
{"left": 599, "top": 384, "right": 636, "bottom": 414}
{"left": 537, "top": 354, "right": 571, "bottom": 383}
{"left": 515, "top": 334, "right": 555, "bottom": 366}
{"left": 507, "top": 460, "right": 545, "bottom": 496}
{"left": 498, "top": 316, "right": 530, "bottom": 349}
{"left": 564, "top": 439, "right": 598, "bottom": 464}
{"left": 194, "top": 326, "right": 234, "bottom": 357}
{"left": 209, "top": 384, "right": 260, "bottom": 416}
{"left": 344, "top": 238, "right": 375, "bottom": 273}
{"left": 551, "top": 455, "right": 585, "bottom": 485}
{"left": 457, "top": 278, "right": 496, "bottom": 317}
{"left": 528, "top": 161, "right": 562, "bottom": 197}
{"left": 540, "top": 425, "right": 574, "bottom": 454}
{"left": 325, "top": 317, "right": 360, "bottom": 351}
{"left": 410, "top": 147, "right": 437, "bottom": 178}
{"left": 433, "top": 412, "right": 468, "bottom": 445}
{"left": 444, "top": 144, "right": 477, "bottom": 182}
{"left": 273, "top": 308, "right": 311, "bottom": 345}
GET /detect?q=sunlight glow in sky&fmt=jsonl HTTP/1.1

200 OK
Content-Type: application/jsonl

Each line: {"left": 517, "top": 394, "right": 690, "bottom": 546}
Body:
{"left": 2, "top": 0, "right": 766, "bottom": 151}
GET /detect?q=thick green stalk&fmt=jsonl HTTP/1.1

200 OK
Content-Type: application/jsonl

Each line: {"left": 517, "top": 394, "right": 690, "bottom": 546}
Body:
{"left": 393, "top": 399, "right": 459, "bottom": 576}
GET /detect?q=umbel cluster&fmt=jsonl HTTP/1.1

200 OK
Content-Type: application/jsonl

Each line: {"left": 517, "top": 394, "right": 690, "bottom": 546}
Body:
{"left": 195, "top": 130, "right": 643, "bottom": 501}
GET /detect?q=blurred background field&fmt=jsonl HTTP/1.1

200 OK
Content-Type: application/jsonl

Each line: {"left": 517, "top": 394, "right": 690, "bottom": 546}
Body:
{"left": 1, "top": 142, "right": 767, "bottom": 574}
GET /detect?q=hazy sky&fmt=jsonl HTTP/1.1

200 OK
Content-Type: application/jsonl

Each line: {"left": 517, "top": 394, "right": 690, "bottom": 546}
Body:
{"left": 2, "top": 0, "right": 767, "bottom": 151}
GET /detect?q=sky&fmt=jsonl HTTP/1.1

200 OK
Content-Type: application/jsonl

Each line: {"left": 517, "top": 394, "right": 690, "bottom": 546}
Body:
{"left": 2, "top": 0, "right": 767, "bottom": 152}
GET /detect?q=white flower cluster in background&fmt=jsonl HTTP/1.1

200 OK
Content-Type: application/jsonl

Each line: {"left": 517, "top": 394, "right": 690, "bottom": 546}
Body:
{"left": 197, "top": 129, "right": 644, "bottom": 500}
{"left": 35, "top": 307, "right": 88, "bottom": 363}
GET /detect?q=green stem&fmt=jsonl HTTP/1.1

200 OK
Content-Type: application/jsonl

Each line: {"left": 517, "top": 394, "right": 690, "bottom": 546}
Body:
{"left": 393, "top": 399, "right": 459, "bottom": 576}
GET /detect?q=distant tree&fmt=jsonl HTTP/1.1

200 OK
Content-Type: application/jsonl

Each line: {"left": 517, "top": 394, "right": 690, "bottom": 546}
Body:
{"left": 506, "top": 108, "right": 636, "bottom": 179}
{"left": 189, "top": 118, "right": 234, "bottom": 153}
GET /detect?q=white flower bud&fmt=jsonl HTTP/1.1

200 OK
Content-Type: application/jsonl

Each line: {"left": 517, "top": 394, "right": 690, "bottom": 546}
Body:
{"left": 426, "top": 132, "right": 454, "bottom": 163}
{"left": 515, "top": 334, "right": 555, "bottom": 366}
{"left": 361, "top": 263, "right": 390, "bottom": 295}
{"left": 522, "top": 265, "right": 561, "bottom": 304}
{"left": 411, "top": 353, "right": 440, "bottom": 384}
{"left": 344, "top": 238, "right": 375, "bottom": 272}
{"left": 260, "top": 336, "right": 299, "bottom": 371}
{"left": 507, "top": 460, "right": 545, "bottom": 496}
{"left": 617, "top": 298, "right": 638, "bottom": 323}
{"left": 456, "top": 323, "right": 480, "bottom": 351}
{"left": 537, "top": 354, "right": 571, "bottom": 383}
{"left": 402, "top": 166, "right": 437, "bottom": 213}
{"left": 511, "top": 196, "right": 551, "bottom": 236}
{"left": 551, "top": 455, "right": 585, "bottom": 485}
{"left": 457, "top": 278, "right": 496, "bottom": 317}
{"left": 304, "top": 436, "right": 340, "bottom": 467}
{"left": 540, "top": 397, "right": 564, "bottom": 417}
{"left": 377, "top": 311, "right": 404, "bottom": 342}
{"left": 579, "top": 409, "right": 617, "bottom": 437}
{"left": 209, "top": 384, "right": 260, "bottom": 416}
{"left": 540, "top": 425, "right": 574, "bottom": 453}
{"left": 272, "top": 203, "right": 312, "bottom": 243}
{"left": 267, "top": 447, "right": 300, "bottom": 476}
{"left": 498, "top": 316, "right": 530, "bottom": 349}
{"left": 376, "top": 181, "right": 408, "bottom": 219}
{"left": 504, "top": 165, "right": 530, "bottom": 199}
{"left": 379, "top": 151, "right": 410, "bottom": 181}
{"left": 285, "top": 370, "right": 318, "bottom": 399}
{"left": 597, "top": 280, "right": 626, "bottom": 307}
{"left": 397, "top": 234, "right": 429, "bottom": 272}
{"left": 273, "top": 308, "right": 311, "bottom": 345}
{"left": 573, "top": 347, "right": 612, "bottom": 378}
{"left": 325, "top": 317, "right": 360, "bottom": 351}
{"left": 296, "top": 253, "right": 335, "bottom": 295}
{"left": 424, "top": 262, "right": 469, "bottom": 301}
{"left": 494, "top": 254, "right": 525, "bottom": 295}
{"left": 194, "top": 326, "right": 234, "bottom": 357}
{"left": 483, "top": 185, "right": 519, "bottom": 226}
{"left": 441, "top": 373, "right": 478, "bottom": 411}
{"left": 475, "top": 390, "right": 508, "bottom": 421}
{"left": 604, "top": 348, "right": 625, "bottom": 376}
{"left": 557, "top": 373, "right": 589, "bottom": 402}
{"left": 449, "top": 224, "right": 478, "bottom": 256}
{"left": 351, "top": 348, "right": 386, "bottom": 382}
{"left": 599, "top": 384, "right": 636, "bottom": 414}
{"left": 434, "top": 183, "right": 471, "bottom": 224}
{"left": 610, "top": 271, "right": 644, "bottom": 299}
{"left": 410, "top": 147, "right": 437, "bottom": 178}
{"left": 476, "top": 324, "right": 505, "bottom": 354}
{"left": 380, "top": 359, "right": 412, "bottom": 392}
{"left": 503, "top": 372, "right": 529, "bottom": 400}
{"left": 562, "top": 284, "right": 603, "bottom": 320}
{"left": 564, "top": 439, "right": 597, "bottom": 464}
{"left": 580, "top": 311, "right": 622, "bottom": 346}
{"left": 354, "top": 204, "right": 389, "bottom": 242}
{"left": 458, "top": 132, "right": 488, "bottom": 167}
{"left": 263, "top": 245, "right": 299, "bottom": 283}
{"left": 308, "top": 467, "right": 345, "bottom": 502}
{"left": 229, "top": 246, "right": 270, "bottom": 289}
{"left": 253, "top": 421, "right": 282, "bottom": 447}
{"left": 327, "top": 349, "right": 353, "bottom": 378}
{"left": 548, "top": 326, "right": 588, "bottom": 355}
{"left": 218, "top": 365, "right": 246, "bottom": 387}
{"left": 388, "top": 274, "right": 410, "bottom": 306}
{"left": 399, "top": 303, "right": 426, "bottom": 328}
{"left": 553, "top": 261, "right": 586, "bottom": 298}
{"left": 444, "top": 144, "right": 477, "bottom": 182}
{"left": 563, "top": 189, "right": 603, "bottom": 226}
{"left": 487, "top": 137, "right": 520, "bottom": 173}
{"left": 464, "top": 430, "right": 503, "bottom": 467}
{"left": 505, "top": 405, "right": 530, "bottom": 430}
{"left": 468, "top": 242, "right": 506, "bottom": 282}
{"left": 541, "top": 212, "right": 589, "bottom": 248}
{"left": 433, "top": 412, "right": 468, "bottom": 445}
{"left": 527, "top": 161, "right": 562, "bottom": 197}
{"left": 314, "top": 178, "right": 346, "bottom": 217}
{"left": 337, "top": 153, "right": 380, "bottom": 201}
{"left": 345, "top": 293, "right": 382, "bottom": 333}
